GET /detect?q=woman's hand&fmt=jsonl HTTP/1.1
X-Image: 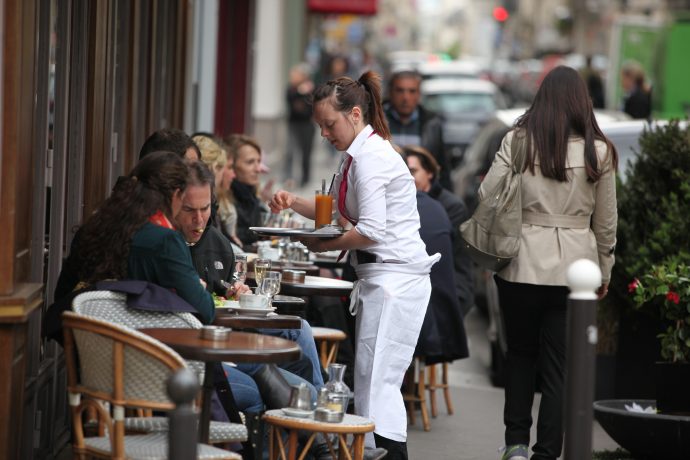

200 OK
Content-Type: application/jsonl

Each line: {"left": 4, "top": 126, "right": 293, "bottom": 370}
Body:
{"left": 298, "top": 237, "right": 329, "bottom": 253}
{"left": 269, "top": 190, "right": 296, "bottom": 213}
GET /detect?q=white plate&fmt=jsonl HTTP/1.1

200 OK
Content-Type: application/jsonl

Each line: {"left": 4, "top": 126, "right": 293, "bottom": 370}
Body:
{"left": 216, "top": 300, "right": 240, "bottom": 309}
{"left": 281, "top": 407, "right": 314, "bottom": 418}
{"left": 229, "top": 306, "right": 277, "bottom": 317}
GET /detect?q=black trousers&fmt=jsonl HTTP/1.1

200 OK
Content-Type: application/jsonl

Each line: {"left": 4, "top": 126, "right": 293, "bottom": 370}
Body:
{"left": 495, "top": 276, "right": 568, "bottom": 460}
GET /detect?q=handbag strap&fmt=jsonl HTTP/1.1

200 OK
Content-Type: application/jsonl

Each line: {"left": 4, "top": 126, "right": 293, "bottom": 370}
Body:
{"left": 510, "top": 130, "right": 527, "bottom": 174}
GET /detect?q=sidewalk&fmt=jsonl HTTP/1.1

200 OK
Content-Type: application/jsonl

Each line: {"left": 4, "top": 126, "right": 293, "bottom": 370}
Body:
{"left": 406, "top": 308, "right": 621, "bottom": 459}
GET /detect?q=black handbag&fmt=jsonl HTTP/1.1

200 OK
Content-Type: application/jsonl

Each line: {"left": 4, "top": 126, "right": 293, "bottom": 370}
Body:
{"left": 459, "top": 130, "right": 526, "bottom": 271}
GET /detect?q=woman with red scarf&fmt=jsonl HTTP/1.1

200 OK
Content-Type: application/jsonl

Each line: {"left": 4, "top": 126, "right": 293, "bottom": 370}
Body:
{"left": 71, "top": 151, "right": 215, "bottom": 322}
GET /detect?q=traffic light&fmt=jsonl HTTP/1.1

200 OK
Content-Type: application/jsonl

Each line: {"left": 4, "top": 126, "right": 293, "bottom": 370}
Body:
{"left": 493, "top": 6, "right": 509, "bottom": 22}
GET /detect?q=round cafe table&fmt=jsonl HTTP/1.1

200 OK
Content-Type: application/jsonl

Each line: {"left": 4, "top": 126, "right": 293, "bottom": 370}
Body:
{"left": 213, "top": 312, "right": 302, "bottom": 330}
{"left": 140, "top": 328, "right": 301, "bottom": 443}
{"left": 279, "top": 275, "right": 353, "bottom": 298}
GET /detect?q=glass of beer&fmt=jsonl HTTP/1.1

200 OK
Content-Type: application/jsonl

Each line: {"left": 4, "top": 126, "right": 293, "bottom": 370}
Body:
{"left": 254, "top": 258, "right": 271, "bottom": 294}
{"left": 315, "top": 190, "right": 333, "bottom": 228}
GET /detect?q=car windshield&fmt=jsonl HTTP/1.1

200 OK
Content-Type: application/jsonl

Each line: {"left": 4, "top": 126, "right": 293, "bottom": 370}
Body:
{"left": 424, "top": 92, "right": 496, "bottom": 115}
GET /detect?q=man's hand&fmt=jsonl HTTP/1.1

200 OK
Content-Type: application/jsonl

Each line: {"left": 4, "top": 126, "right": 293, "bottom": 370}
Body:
{"left": 226, "top": 282, "right": 251, "bottom": 300}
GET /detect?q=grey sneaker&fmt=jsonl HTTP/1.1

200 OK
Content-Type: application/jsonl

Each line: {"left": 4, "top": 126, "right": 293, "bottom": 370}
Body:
{"left": 315, "top": 445, "right": 387, "bottom": 460}
{"left": 363, "top": 447, "right": 388, "bottom": 460}
{"left": 501, "top": 444, "right": 528, "bottom": 460}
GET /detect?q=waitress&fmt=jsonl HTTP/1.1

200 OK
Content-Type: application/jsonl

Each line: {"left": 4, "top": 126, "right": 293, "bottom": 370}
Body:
{"left": 270, "top": 71, "right": 439, "bottom": 459}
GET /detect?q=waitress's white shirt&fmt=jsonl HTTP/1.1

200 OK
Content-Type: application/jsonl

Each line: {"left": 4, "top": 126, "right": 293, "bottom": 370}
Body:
{"left": 334, "top": 124, "right": 428, "bottom": 263}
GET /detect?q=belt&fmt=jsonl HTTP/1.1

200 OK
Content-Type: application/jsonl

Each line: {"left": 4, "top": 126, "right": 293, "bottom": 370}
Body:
{"left": 522, "top": 211, "right": 591, "bottom": 229}
{"left": 352, "top": 250, "right": 403, "bottom": 265}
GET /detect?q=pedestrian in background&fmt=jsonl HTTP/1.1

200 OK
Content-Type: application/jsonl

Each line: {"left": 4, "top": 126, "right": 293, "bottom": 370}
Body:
{"left": 580, "top": 56, "right": 605, "bottom": 109}
{"left": 384, "top": 70, "right": 452, "bottom": 190}
{"left": 481, "top": 66, "right": 618, "bottom": 460}
{"left": 621, "top": 60, "right": 651, "bottom": 119}
{"left": 285, "top": 63, "right": 316, "bottom": 187}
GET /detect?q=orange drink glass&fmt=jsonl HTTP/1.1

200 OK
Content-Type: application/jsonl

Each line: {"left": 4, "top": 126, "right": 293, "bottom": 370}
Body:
{"left": 315, "top": 191, "right": 333, "bottom": 228}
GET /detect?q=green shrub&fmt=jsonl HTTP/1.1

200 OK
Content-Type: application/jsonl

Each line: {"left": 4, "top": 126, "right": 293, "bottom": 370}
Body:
{"left": 609, "top": 120, "right": 690, "bottom": 320}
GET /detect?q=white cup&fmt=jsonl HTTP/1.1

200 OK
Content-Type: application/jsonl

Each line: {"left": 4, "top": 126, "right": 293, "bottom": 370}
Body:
{"left": 258, "top": 246, "right": 281, "bottom": 261}
{"left": 239, "top": 293, "right": 269, "bottom": 309}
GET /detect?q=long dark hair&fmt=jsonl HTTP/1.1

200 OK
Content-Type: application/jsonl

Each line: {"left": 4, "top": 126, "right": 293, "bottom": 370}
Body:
{"left": 75, "top": 152, "right": 189, "bottom": 283}
{"left": 312, "top": 71, "right": 391, "bottom": 140}
{"left": 516, "top": 65, "right": 617, "bottom": 182}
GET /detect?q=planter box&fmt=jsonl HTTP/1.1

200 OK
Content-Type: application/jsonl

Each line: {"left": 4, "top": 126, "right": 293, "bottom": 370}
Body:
{"left": 656, "top": 362, "right": 690, "bottom": 415}
{"left": 594, "top": 399, "right": 690, "bottom": 460}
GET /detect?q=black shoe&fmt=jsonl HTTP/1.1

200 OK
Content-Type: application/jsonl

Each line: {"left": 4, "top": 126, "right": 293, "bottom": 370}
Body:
{"left": 253, "top": 364, "right": 292, "bottom": 410}
{"left": 373, "top": 433, "right": 407, "bottom": 460}
{"left": 313, "top": 443, "right": 387, "bottom": 460}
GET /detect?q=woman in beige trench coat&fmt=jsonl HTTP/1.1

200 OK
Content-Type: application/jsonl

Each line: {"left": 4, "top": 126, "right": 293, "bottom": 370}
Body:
{"left": 481, "top": 66, "right": 618, "bottom": 460}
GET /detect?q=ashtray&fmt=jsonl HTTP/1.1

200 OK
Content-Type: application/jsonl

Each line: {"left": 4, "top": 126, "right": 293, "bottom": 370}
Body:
{"left": 200, "top": 326, "right": 230, "bottom": 341}
{"left": 314, "top": 407, "right": 344, "bottom": 423}
{"left": 282, "top": 269, "right": 306, "bottom": 283}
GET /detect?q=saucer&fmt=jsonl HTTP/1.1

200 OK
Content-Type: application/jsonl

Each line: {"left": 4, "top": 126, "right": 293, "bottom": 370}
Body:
{"left": 217, "top": 300, "right": 240, "bottom": 309}
{"left": 281, "top": 407, "right": 314, "bottom": 418}
{"left": 229, "top": 306, "right": 277, "bottom": 317}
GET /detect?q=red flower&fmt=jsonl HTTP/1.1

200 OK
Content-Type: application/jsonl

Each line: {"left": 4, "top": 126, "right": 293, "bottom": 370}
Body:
{"left": 666, "top": 291, "right": 680, "bottom": 304}
{"left": 628, "top": 279, "right": 640, "bottom": 293}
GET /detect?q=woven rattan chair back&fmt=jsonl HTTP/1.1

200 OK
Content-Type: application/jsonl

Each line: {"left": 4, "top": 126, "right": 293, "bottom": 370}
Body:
{"left": 72, "top": 290, "right": 205, "bottom": 378}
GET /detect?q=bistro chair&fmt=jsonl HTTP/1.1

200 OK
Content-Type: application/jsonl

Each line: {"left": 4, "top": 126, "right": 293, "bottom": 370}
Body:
{"left": 62, "top": 311, "right": 239, "bottom": 459}
{"left": 427, "top": 362, "right": 454, "bottom": 417}
{"left": 311, "top": 326, "right": 347, "bottom": 369}
{"left": 71, "top": 290, "right": 248, "bottom": 445}
{"left": 402, "top": 357, "right": 431, "bottom": 431}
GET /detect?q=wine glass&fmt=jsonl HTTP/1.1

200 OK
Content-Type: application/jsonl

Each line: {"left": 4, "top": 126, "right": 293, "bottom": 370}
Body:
{"left": 253, "top": 258, "right": 271, "bottom": 294}
{"left": 260, "top": 271, "right": 282, "bottom": 308}
{"left": 232, "top": 254, "right": 247, "bottom": 284}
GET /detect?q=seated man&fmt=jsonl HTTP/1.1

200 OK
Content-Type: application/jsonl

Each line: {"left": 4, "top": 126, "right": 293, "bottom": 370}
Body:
{"left": 177, "top": 160, "right": 324, "bottom": 389}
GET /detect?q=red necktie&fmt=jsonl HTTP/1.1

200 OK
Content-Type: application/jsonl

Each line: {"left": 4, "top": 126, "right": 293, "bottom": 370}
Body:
{"left": 338, "top": 155, "right": 356, "bottom": 226}
{"left": 336, "top": 155, "right": 355, "bottom": 262}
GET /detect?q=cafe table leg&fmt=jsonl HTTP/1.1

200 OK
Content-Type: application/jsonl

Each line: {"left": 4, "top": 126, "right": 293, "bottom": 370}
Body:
{"left": 199, "top": 362, "right": 214, "bottom": 443}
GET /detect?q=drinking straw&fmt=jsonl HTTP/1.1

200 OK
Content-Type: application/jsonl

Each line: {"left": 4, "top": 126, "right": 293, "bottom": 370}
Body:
{"left": 327, "top": 173, "right": 336, "bottom": 195}
{"left": 322, "top": 178, "right": 326, "bottom": 195}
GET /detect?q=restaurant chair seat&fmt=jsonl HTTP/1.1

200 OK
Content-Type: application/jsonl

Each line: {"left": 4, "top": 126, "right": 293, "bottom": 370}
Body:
{"left": 124, "top": 416, "right": 248, "bottom": 444}
{"left": 62, "top": 311, "right": 239, "bottom": 459}
{"left": 82, "top": 432, "right": 238, "bottom": 459}
{"left": 311, "top": 326, "right": 347, "bottom": 369}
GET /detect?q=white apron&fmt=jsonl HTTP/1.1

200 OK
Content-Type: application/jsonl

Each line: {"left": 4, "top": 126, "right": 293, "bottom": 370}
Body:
{"left": 350, "top": 253, "right": 440, "bottom": 447}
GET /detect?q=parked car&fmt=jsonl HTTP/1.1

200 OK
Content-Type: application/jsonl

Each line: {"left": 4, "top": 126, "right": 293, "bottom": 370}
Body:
{"left": 418, "top": 60, "right": 484, "bottom": 81}
{"left": 453, "top": 110, "right": 668, "bottom": 387}
{"left": 421, "top": 78, "right": 507, "bottom": 168}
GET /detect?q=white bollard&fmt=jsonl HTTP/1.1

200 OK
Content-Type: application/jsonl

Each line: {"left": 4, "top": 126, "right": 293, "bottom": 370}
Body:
{"left": 564, "top": 259, "right": 602, "bottom": 460}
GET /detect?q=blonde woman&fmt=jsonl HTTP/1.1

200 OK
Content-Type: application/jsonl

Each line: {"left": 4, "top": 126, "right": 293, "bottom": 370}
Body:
{"left": 192, "top": 133, "right": 240, "bottom": 245}
{"left": 224, "top": 134, "right": 268, "bottom": 246}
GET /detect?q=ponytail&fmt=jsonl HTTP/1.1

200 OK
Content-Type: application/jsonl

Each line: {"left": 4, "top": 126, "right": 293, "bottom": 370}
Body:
{"left": 358, "top": 71, "right": 391, "bottom": 140}
{"left": 312, "top": 71, "right": 391, "bottom": 140}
